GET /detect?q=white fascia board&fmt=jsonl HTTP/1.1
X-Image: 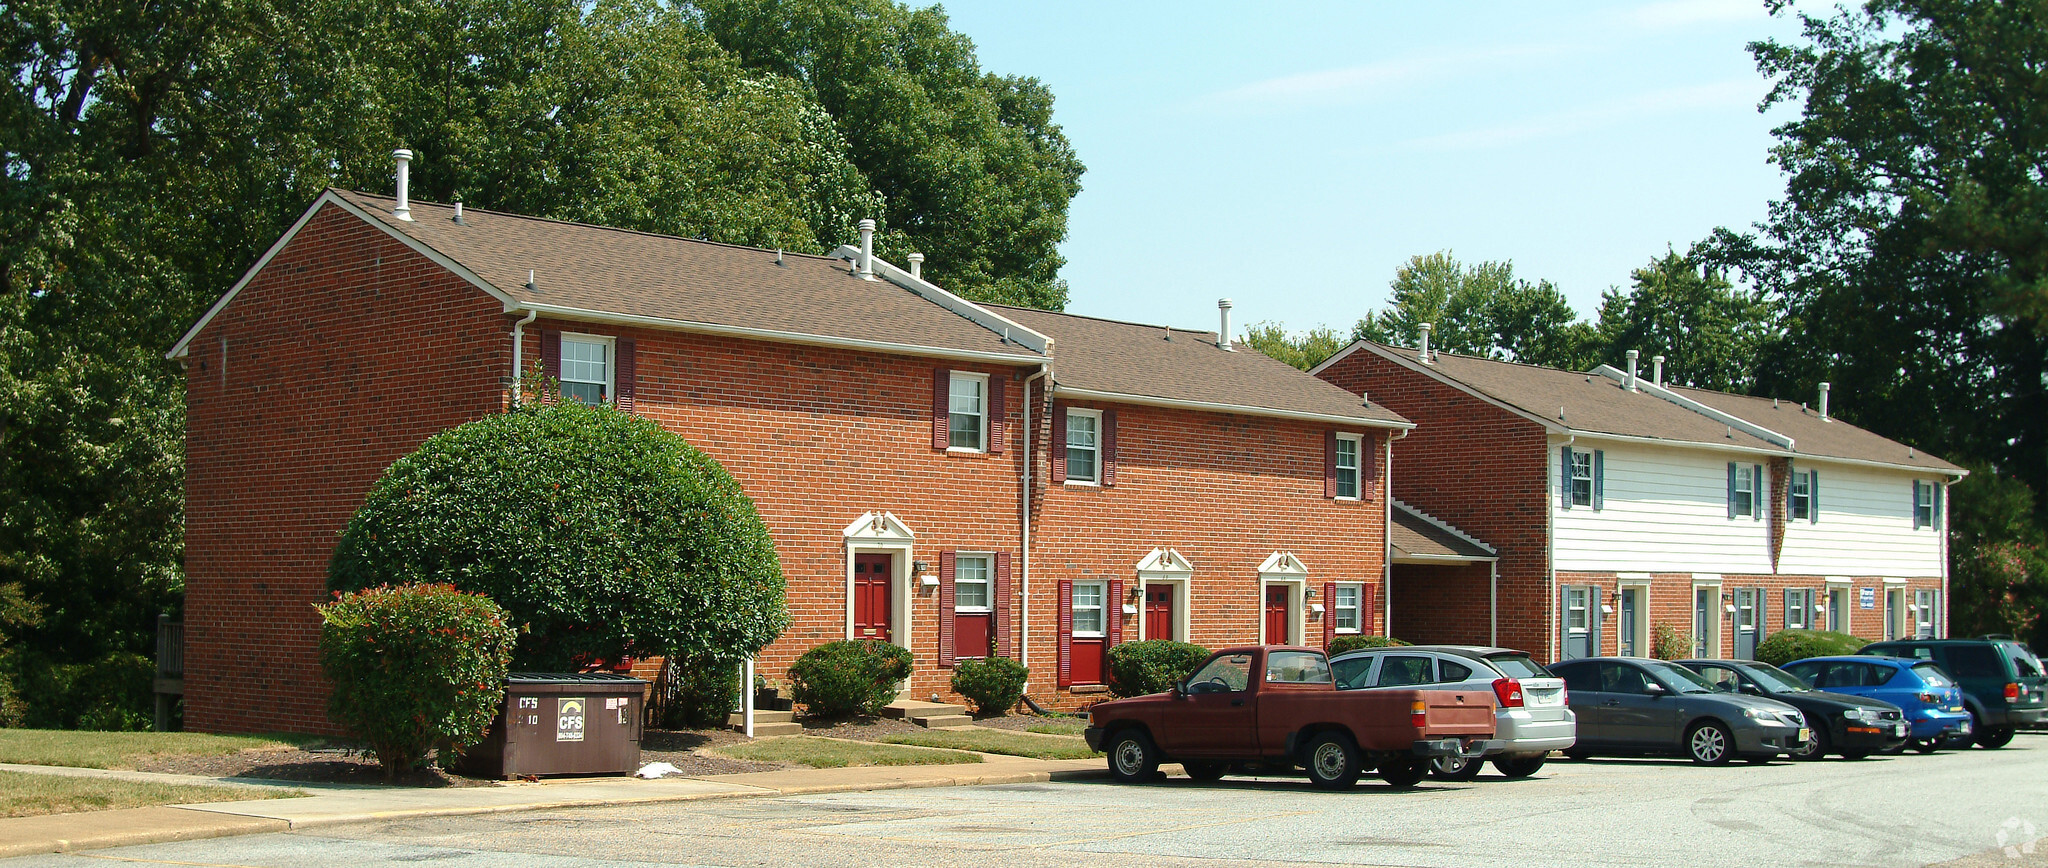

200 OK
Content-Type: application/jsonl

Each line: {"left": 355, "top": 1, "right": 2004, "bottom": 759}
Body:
{"left": 830, "top": 246, "right": 1054, "bottom": 354}
{"left": 1052, "top": 385, "right": 1415, "bottom": 430}
{"left": 519, "top": 302, "right": 1045, "bottom": 366}
{"left": 1560, "top": 429, "right": 1790, "bottom": 461}
{"left": 1311, "top": 341, "right": 1565, "bottom": 434}
{"left": 1784, "top": 453, "right": 1971, "bottom": 479}
{"left": 1590, "top": 366, "right": 1794, "bottom": 448}
{"left": 1392, "top": 552, "right": 1499, "bottom": 564}
{"left": 1392, "top": 499, "right": 1498, "bottom": 555}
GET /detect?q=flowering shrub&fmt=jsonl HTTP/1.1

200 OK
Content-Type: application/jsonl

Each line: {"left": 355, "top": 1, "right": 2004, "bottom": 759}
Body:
{"left": 317, "top": 584, "right": 517, "bottom": 780}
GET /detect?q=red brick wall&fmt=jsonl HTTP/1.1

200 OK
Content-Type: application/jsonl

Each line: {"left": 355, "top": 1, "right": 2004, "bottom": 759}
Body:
{"left": 181, "top": 203, "right": 512, "bottom": 734}
{"left": 1389, "top": 562, "right": 1495, "bottom": 646}
{"left": 1317, "top": 349, "right": 1554, "bottom": 657}
{"left": 1026, "top": 394, "right": 1390, "bottom": 709}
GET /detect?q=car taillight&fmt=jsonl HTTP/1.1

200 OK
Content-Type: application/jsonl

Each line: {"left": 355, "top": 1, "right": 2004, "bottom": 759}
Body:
{"left": 2006, "top": 682, "right": 2021, "bottom": 701}
{"left": 1492, "top": 678, "right": 1524, "bottom": 708}
{"left": 1560, "top": 687, "right": 1568, "bottom": 705}
{"left": 1411, "top": 699, "right": 1427, "bottom": 728}
{"left": 1918, "top": 692, "right": 1940, "bottom": 703}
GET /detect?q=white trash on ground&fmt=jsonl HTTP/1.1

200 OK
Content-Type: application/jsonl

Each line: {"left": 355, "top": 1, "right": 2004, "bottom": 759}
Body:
{"left": 634, "top": 762, "right": 682, "bottom": 779}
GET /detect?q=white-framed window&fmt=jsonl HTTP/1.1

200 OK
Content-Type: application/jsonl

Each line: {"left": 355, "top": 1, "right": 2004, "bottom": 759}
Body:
{"left": 1332, "top": 583, "right": 1363, "bottom": 633}
{"left": 948, "top": 372, "right": 987, "bottom": 451}
{"left": 1565, "top": 587, "right": 1590, "bottom": 636}
{"left": 1570, "top": 451, "right": 1594, "bottom": 506}
{"left": 1064, "top": 409, "right": 1101, "bottom": 484}
{"left": 1072, "top": 581, "right": 1106, "bottom": 637}
{"left": 1731, "top": 463, "right": 1757, "bottom": 519}
{"left": 1785, "top": 588, "right": 1814, "bottom": 631}
{"left": 955, "top": 554, "right": 991, "bottom": 613}
{"left": 559, "top": 334, "right": 612, "bottom": 405}
{"left": 1334, "top": 433, "right": 1362, "bottom": 500}
{"left": 1914, "top": 589, "right": 1937, "bottom": 638}
{"left": 1790, "top": 470, "right": 1815, "bottom": 521}
{"left": 1913, "top": 480, "right": 1939, "bottom": 529}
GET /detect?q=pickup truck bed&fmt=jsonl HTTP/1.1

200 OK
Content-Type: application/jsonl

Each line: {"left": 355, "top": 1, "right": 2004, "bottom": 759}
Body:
{"left": 1083, "top": 645, "right": 1500, "bottom": 788}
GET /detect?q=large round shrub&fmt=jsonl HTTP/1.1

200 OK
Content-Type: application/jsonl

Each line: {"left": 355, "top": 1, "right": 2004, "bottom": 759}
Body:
{"left": 951, "top": 657, "right": 1028, "bottom": 715}
{"left": 788, "top": 640, "right": 912, "bottom": 718}
{"left": 1326, "top": 635, "right": 1411, "bottom": 656}
{"left": 1757, "top": 629, "right": 1870, "bottom": 666}
{"left": 1107, "top": 640, "right": 1210, "bottom": 697}
{"left": 329, "top": 401, "right": 788, "bottom": 670}
{"left": 318, "top": 583, "right": 516, "bottom": 780}
{"left": 657, "top": 654, "right": 743, "bottom": 729}
{"left": 1652, "top": 623, "right": 1692, "bottom": 659}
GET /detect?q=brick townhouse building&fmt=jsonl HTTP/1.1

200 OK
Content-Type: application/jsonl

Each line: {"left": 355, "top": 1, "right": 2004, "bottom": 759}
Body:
{"left": 1312, "top": 339, "right": 1963, "bottom": 663}
{"left": 169, "top": 178, "right": 1412, "bottom": 733}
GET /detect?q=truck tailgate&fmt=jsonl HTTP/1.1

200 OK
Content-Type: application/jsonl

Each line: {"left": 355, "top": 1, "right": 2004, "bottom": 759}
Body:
{"left": 1421, "top": 688, "right": 1496, "bottom": 739}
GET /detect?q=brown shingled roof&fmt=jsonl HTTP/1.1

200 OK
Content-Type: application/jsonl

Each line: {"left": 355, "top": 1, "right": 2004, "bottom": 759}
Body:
{"left": 1670, "top": 386, "right": 1963, "bottom": 473}
{"left": 1391, "top": 502, "right": 1496, "bottom": 561}
{"left": 993, "top": 306, "right": 1410, "bottom": 427}
{"left": 333, "top": 190, "right": 1042, "bottom": 361}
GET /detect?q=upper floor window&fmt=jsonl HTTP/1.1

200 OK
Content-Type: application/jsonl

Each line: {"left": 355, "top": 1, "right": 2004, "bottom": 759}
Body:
{"left": 1728, "top": 462, "right": 1759, "bottom": 520}
{"left": 1072, "top": 581, "right": 1106, "bottom": 637}
{"left": 560, "top": 335, "right": 612, "bottom": 404}
{"left": 1560, "top": 446, "right": 1603, "bottom": 510}
{"left": 1065, "top": 409, "right": 1101, "bottom": 483}
{"left": 955, "top": 555, "right": 991, "bottom": 613}
{"left": 1790, "top": 469, "right": 1816, "bottom": 522}
{"left": 1913, "top": 480, "right": 1942, "bottom": 529}
{"left": 1334, "top": 433, "right": 1361, "bottom": 500}
{"left": 1570, "top": 451, "right": 1594, "bottom": 507}
{"left": 1332, "top": 583, "right": 1363, "bottom": 633}
{"left": 948, "top": 373, "right": 987, "bottom": 451}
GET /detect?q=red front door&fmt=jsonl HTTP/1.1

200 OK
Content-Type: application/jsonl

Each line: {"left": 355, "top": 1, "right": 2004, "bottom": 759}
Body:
{"left": 853, "top": 554, "right": 893, "bottom": 642}
{"left": 1265, "top": 586, "right": 1290, "bottom": 644}
{"left": 1145, "top": 585, "right": 1174, "bottom": 640}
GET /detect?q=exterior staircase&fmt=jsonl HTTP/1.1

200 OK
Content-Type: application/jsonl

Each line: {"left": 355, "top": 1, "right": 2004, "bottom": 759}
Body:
{"left": 726, "top": 707, "right": 803, "bottom": 737}
{"left": 882, "top": 699, "right": 972, "bottom": 728}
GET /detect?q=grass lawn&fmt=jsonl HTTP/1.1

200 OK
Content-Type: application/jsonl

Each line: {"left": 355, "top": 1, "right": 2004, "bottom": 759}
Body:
{"left": 714, "top": 737, "right": 982, "bottom": 769}
{"left": 0, "top": 729, "right": 319, "bottom": 770}
{"left": 882, "top": 729, "right": 1100, "bottom": 760}
{"left": 1022, "top": 720, "right": 1089, "bottom": 737}
{"left": 0, "top": 770, "right": 301, "bottom": 819}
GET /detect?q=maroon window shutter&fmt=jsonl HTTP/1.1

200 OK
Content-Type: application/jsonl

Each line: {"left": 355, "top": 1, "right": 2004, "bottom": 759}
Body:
{"left": 542, "top": 329, "right": 561, "bottom": 405}
{"left": 988, "top": 375, "right": 1007, "bottom": 453}
{"left": 1324, "top": 430, "right": 1339, "bottom": 497}
{"left": 1108, "top": 579, "right": 1124, "bottom": 646}
{"left": 931, "top": 368, "right": 950, "bottom": 450}
{"left": 1057, "top": 580, "right": 1074, "bottom": 687}
{"left": 938, "top": 552, "right": 957, "bottom": 668}
{"left": 1323, "top": 582, "right": 1338, "bottom": 647}
{"left": 1366, "top": 583, "right": 1380, "bottom": 636}
{"left": 614, "top": 337, "right": 636, "bottom": 413}
{"left": 994, "top": 552, "right": 1013, "bottom": 657}
{"left": 1050, "top": 402, "right": 1068, "bottom": 483}
{"left": 1102, "top": 408, "right": 1118, "bottom": 486}
{"left": 1364, "top": 434, "right": 1379, "bottom": 500}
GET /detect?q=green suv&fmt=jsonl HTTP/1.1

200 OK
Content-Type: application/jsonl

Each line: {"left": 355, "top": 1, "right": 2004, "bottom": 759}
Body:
{"left": 1859, "top": 637, "right": 2046, "bottom": 748}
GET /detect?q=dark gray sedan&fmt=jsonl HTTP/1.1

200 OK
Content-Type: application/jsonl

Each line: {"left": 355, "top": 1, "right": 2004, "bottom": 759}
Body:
{"left": 1547, "top": 657, "right": 1809, "bottom": 765}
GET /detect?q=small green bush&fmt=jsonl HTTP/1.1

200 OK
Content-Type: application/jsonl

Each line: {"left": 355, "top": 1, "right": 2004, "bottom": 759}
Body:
{"left": 1653, "top": 623, "right": 1691, "bottom": 660}
{"left": 1757, "top": 629, "right": 1870, "bottom": 666}
{"left": 951, "top": 657, "right": 1029, "bottom": 715}
{"left": 789, "top": 640, "right": 912, "bottom": 719}
{"left": 318, "top": 584, "right": 517, "bottom": 780}
{"left": 1326, "top": 635, "right": 1412, "bottom": 656}
{"left": 1107, "top": 640, "right": 1210, "bottom": 698}
{"left": 657, "top": 655, "right": 742, "bottom": 729}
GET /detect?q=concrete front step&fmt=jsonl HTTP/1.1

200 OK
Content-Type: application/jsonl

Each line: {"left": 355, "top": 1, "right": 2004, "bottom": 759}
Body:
{"left": 726, "top": 709, "right": 794, "bottom": 728}
{"left": 744, "top": 721, "right": 804, "bottom": 737}
{"left": 882, "top": 700, "right": 966, "bottom": 720}
{"left": 913, "top": 714, "right": 973, "bottom": 728}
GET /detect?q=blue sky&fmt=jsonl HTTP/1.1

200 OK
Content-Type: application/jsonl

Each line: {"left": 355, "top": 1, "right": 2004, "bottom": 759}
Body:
{"left": 933, "top": 0, "right": 1813, "bottom": 338}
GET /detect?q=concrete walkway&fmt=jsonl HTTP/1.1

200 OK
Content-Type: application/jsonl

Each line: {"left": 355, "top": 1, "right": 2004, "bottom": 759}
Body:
{"left": 0, "top": 752, "right": 1107, "bottom": 860}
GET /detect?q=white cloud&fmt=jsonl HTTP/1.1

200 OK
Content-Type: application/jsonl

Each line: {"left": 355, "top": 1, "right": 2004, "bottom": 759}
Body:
{"left": 1619, "top": 0, "right": 1770, "bottom": 31}
{"left": 1398, "top": 79, "right": 1765, "bottom": 152}
{"left": 1204, "top": 43, "right": 1565, "bottom": 110}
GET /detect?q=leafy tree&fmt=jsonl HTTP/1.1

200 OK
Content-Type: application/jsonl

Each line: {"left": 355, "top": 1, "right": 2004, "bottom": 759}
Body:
{"left": 329, "top": 400, "right": 789, "bottom": 670}
{"left": 696, "top": 0, "right": 1086, "bottom": 308}
{"left": 1592, "top": 250, "right": 1779, "bottom": 392}
{"left": 1947, "top": 470, "right": 2045, "bottom": 643}
{"left": 1353, "top": 252, "right": 1597, "bottom": 369}
{"left": 1244, "top": 321, "right": 1347, "bottom": 371}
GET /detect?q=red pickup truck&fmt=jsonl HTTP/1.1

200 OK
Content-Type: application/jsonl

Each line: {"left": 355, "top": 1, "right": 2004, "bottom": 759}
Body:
{"left": 1083, "top": 646, "right": 1500, "bottom": 788}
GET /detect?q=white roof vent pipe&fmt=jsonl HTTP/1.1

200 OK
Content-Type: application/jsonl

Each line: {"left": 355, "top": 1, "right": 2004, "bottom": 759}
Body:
{"left": 856, "top": 219, "right": 876, "bottom": 279}
{"left": 1818, "top": 382, "right": 1831, "bottom": 421}
{"left": 1625, "top": 349, "right": 1639, "bottom": 391}
{"left": 1652, "top": 355, "right": 1665, "bottom": 388}
{"left": 1218, "top": 298, "right": 1235, "bottom": 351}
{"left": 907, "top": 252, "right": 924, "bottom": 280}
{"left": 1419, "top": 322, "right": 1433, "bottom": 366}
{"left": 392, "top": 148, "right": 414, "bottom": 221}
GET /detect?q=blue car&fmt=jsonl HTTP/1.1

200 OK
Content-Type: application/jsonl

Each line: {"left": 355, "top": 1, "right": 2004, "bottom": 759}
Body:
{"left": 1782, "top": 656, "right": 1972, "bottom": 753}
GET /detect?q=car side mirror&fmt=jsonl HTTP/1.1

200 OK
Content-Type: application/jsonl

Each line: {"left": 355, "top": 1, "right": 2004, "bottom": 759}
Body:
{"left": 1741, "top": 683, "right": 1762, "bottom": 696}
{"left": 1171, "top": 681, "right": 1187, "bottom": 699}
{"left": 1645, "top": 682, "right": 1668, "bottom": 696}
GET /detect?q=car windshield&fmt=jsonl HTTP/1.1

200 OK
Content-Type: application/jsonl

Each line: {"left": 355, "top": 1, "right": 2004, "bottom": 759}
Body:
{"left": 1641, "top": 660, "right": 1715, "bottom": 693}
{"left": 1911, "top": 662, "right": 1954, "bottom": 687}
{"left": 1741, "top": 663, "right": 1811, "bottom": 693}
{"left": 1486, "top": 654, "right": 1549, "bottom": 679}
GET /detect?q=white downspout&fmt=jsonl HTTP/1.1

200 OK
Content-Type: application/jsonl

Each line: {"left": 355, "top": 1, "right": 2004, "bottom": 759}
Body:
{"left": 1384, "top": 427, "right": 1405, "bottom": 637}
{"left": 509, "top": 309, "right": 539, "bottom": 405}
{"left": 1490, "top": 560, "right": 1499, "bottom": 647}
{"left": 1020, "top": 362, "right": 1051, "bottom": 676}
{"left": 1549, "top": 434, "right": 1572, "bottom": 662}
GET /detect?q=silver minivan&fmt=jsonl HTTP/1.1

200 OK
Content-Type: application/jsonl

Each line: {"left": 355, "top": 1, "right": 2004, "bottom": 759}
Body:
{"left": 1331, "top": 645, "right": 1577, "bottom": 779}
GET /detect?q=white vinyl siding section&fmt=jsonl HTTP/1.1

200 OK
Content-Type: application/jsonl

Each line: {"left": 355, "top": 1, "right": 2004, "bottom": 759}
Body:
{"left": 1778, "top": 468, "right": 1943, "bottom": 577}
{"left": 1552, "top": 442, "right": 1773, "bottom": 575}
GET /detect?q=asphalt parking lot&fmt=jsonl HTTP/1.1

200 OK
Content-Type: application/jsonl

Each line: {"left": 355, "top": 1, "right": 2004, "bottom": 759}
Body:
{"left": 9, "top": 736, "right": 2047, "bottom": 868}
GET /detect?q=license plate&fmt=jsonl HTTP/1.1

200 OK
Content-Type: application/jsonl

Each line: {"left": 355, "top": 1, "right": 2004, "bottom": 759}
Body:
{"left": 1894, "top": 723, "right": 1906, "bottom": 736}
{"left": 1798, "top": 728, "right": 1810, "bottom": 743}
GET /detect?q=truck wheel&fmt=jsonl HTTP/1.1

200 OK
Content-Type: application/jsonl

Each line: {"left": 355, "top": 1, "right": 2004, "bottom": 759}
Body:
{"left": 1685, "top": 721, "right": 1734, "bottom": 765}
{"left": 1427, "top": 753, "right": 1484, "bottom": 781}
{"left": 1491, "top": 756, "right": 1545, "bottom": 778}
{"left": 1303, "top": 732, "right": 1362, "bottom": 789}
{"left": 1377, "top": 758, "right": 1428, "bottom": 788}
{"left": 1182, "top": 761, "right": 1228, "bottom": 781}
{"left": 1106, "top": 730, "right": 1161, "bottom": 783}
{"left": 1976, "top": 726, "right": 2015, "bottom": 749}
